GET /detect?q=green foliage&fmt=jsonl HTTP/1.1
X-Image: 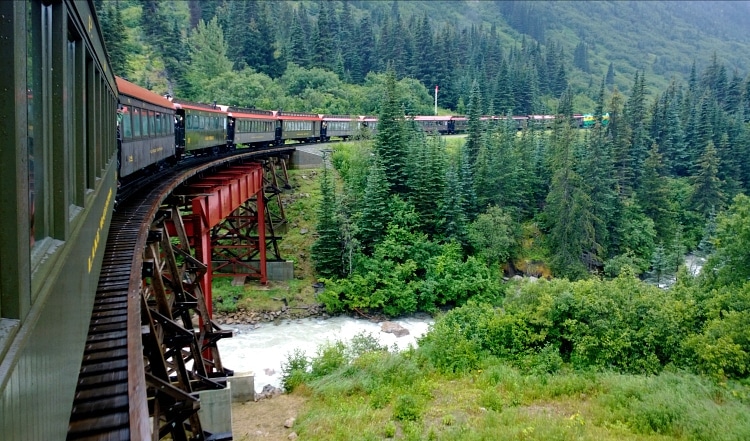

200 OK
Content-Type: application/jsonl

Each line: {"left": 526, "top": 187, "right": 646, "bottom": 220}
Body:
{"left": 703, "top": 194, "right": 750, "bottom": 287}
{"left": 311, "top": 165, "right": 344, "bottom": 278}
{"left": 598, "top": 373, "right": 750, "bottom": 440}
{"left": 419, "top": 273, "right": 704, "bottom": 376}
{"left": 281, "top": 348, "right": 310, "bottom": 392}
{"left": 393, "top": 394, "right": 422, "bottom": 422}
{"left": 468, "top": 205, "right": 520, "bottom": 266}
{"left": 311, "top": 341, "right": 348, "bottom": 378}
{"left": 185, "top": 17, "right": 233, "bottom": 98}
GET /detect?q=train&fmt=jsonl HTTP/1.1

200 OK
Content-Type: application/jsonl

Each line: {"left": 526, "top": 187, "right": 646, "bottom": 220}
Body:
{"left": 117, "top": 76, "right": 611, "bottom": 182}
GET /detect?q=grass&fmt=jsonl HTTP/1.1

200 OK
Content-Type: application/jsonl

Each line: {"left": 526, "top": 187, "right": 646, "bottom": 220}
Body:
{"left": 287, "top": 346, "right": 750, "bottom": 440}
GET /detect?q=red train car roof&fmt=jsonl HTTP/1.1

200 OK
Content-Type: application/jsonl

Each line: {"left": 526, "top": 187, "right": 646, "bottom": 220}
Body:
{"left": 321, "top": 114, "right": 357, "bottom": 121}
{"left": 227, "top": 106, "right": 278, "bottom": 119}
{"left": 173, "top": 99, "right": 227, "bottom": 115}
{"left": 278, "top": 111, "right": 321, "bottom": 121}
{"left": 413, "top": 115, "right": 453, "bottom": 121}
{"left": 116, "top": 76, "right": 174, "bottom": 109}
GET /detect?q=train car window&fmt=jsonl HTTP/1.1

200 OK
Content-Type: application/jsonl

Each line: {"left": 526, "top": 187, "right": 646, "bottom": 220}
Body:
{"left": 154, "top": 112, "right": 161, "bottom": 135}
{"left": 67, "top": 32, "right": 79, "bottom": 209}
{"left": 132, "top": 107, "right": 142, "bottom": 137}
{"left": 27, "top": 0, "right": 48, "bottom": 249}
{"left": 147, "top": 110, "right": 155, "bottom": 137}
{"left": 121, "top": 107, "right": 132, "bottom": 139}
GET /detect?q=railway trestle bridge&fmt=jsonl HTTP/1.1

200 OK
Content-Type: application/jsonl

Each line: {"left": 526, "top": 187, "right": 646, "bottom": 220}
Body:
{"left": 67, "top": 147, "right": 303, "bottom": 441}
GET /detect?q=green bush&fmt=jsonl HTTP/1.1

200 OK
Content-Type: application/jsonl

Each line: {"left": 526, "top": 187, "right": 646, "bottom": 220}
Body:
{"left": 310, "top": 341, "right": 348, "bottom": 378}
{"left": 393, "top": 394, "right": 422, "bottom": 421}
{"left": 281, "top": 348, "right": 310, "bottom": 392}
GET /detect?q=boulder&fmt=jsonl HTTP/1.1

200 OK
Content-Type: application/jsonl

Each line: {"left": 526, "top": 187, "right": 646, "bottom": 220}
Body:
{"left": 381, "top": 321, "right": 410, "bottom": 337}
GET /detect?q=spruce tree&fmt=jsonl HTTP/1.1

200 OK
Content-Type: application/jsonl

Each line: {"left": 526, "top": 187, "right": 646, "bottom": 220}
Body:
{"left": 545, "top": 91, "right": 597, "bottom": 278}
{"left": 606, "top": 62, "right": 615, "bottom": 85}
{"left": 311, "top": 164, "right": 344, "bottom": 278}
{"left": 289, "top": 10, "right": 311, "bottom": 67}
{"left": 465, "top": 80, "right": 484, "bottom": 167}
{"left": 637, "top": 143, "right": 674, "bottom": 240}
{"left": 608, "top": 87, "right": 634, "bottom": 197}
{"left": 357, "top": 155, "right": 391, "bottom": 254}
{"left": 692, "top": 140, "right": 725, "bottom": 217}
{"left": 373, "top": 66, "right": 408, "bottom": 195}
{"left": 626, "top": 71, "right": 649, "bottom": 191}
{"left": 312, "top": 0, "right": 335, "bottom": 70}
{"left": 439, "top": 162, "right": 468, "bottom": 245}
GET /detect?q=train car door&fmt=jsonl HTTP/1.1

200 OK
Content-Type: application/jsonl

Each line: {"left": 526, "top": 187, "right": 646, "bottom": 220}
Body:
{"left": 175, "top": 109, "right": 186, "bottom": 159}
{"left": 274, "top": 120, "right": 282, "bottom": 145}
{"left": 227, "top": 116, "right": 236, "bottom": 149}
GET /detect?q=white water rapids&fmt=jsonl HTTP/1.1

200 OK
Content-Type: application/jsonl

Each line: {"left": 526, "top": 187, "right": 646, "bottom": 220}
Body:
{"left": 216, "top": 316, "right": 434, "bottom": 393}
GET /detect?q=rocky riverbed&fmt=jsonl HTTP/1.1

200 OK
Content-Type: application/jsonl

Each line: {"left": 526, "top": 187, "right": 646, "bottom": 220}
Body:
{"left": 213, "top": 303, "right": 329, "bottom": 326}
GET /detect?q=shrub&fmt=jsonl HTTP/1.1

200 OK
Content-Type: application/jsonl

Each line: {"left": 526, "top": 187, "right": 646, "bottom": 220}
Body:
{"left": 310, "top": 341, "right": 348, "bottom": 378}
{"left": 393, "top": 394, "right": 422, "bottom": 421}
{"left": 281, "top": 348, "right": 310, "bottom": 392}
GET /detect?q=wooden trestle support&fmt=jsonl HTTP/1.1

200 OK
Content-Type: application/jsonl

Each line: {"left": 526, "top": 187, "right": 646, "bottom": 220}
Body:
{"left": 140, "top": 205, "right": 233, "bottom": 441}
{"left": 139, "top": 161, "right": 275, "bottom": 440}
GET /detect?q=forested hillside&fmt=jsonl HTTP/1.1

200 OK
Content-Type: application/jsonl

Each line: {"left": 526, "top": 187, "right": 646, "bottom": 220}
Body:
{"left": 96, "top": 0, "right": 750, "bottom": 114}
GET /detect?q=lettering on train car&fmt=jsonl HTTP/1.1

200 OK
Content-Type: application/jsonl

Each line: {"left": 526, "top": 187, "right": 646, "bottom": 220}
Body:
{"left": 88, "top": 188, "right": 113, "bottom": 273}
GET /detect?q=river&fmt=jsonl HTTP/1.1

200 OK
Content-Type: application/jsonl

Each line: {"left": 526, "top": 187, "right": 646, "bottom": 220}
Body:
{"left": 216, "top": 315, "right": 434, "bottom": 393}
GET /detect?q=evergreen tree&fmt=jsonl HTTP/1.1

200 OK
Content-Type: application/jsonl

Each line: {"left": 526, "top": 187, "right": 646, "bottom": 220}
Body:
{"left": 692, "top": 140, "right": 725, "bottom": 217}
{"left": 606, "top": 62, "right": 615, "bottom": 85}
{"left": 312, "top": 0, "right": 335, "bottom": 70}
{"left": 697, "top": 206, "right": 717, "bottom": 256}
{"left": 408, "top": 131, "right": 446, "bottom": 236}
{"left": 637, "top": 143, "right": 674, "bottom": 240}
{"left": 625, "top": 71, "right": 649, "bottom": 191}
{"left": 465, "top": 80, "right": 484, "bottom": 167}
{"left": 185, "top": 17, "right": 233, "bottom": 97}
{"left": 716, "top": 132, "right": 742, "bottom": 202}
{"left": 608, "top": 88, "right": 633, "bottom": 197}
{"left": 414, "top": 14, "right": 436, "bottom": 87}
{"left": 355, "top": 16, "right": 376, "bottom": 84}
{"left": 338, "top": 0, "right": 358, "bottom": 82}
{"left": 573, "top": 41, "right": 590, "bottom": 73}
{"left": 311, "top": 164, "right": 344, "bottom": 278}
{"left": 473, "top": 129, "right": 494, "bottom": 212}
{"left": 459, "top": 142, "right": 478, "bottom": 222}
{"left": 439, "top": 162, "right": 468, "bottom": 244}
{"left": 357, "top": 155, "right": 391, "bottom": 254}
{"left": 373, "top": 66, "right": 408, "bottom": 194}
{"left": 545, "top": 91, "right": 597, "bottom": 278}
{"left": 579, "top": 81, "right": 617, "bottom": 259}
{"left": 101, "top": 4, "right": 128, "bottom": 77}
{"left": 650, "top": 242, "right": 668, "bottom": 286}
{"left": 288, "top": 8, "right": 311, "bottom": 67}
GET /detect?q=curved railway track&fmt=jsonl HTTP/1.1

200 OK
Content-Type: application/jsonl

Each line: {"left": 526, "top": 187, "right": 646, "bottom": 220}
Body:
{"left": 67, "top": 147, "right": 295, "bottom": 441}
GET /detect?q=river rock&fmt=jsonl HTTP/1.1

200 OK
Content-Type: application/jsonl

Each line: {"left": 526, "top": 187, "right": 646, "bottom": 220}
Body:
{"left": 284, "top": 417, "right": 295, "bottom": 428}
{"left": 380, "top": 321, "right": 409, "bottom": 337}
{"left": 255, "top": 384, "right": 282, "bottom": 401}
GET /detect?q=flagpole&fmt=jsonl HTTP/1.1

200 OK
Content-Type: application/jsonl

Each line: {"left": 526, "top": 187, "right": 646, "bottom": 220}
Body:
{"left": 434, "top": 85, "right": 438, "bottom": 116}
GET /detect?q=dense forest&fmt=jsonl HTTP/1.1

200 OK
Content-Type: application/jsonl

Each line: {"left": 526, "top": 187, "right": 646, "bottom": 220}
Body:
{"left": 97, "top": 0, "right": 750, "bottom": 114}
